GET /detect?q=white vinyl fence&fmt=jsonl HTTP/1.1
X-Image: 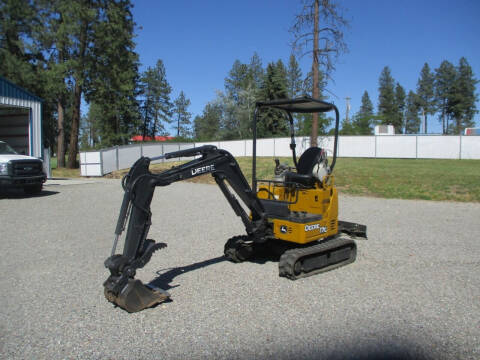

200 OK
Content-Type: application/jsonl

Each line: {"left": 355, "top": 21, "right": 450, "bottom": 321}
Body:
{"left": 80, "top": 135, "right": 480, "bottom": 176}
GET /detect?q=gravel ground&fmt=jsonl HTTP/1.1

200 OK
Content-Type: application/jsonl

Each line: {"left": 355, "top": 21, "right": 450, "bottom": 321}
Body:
{"left": 0, "top": 180, "right": 479, "bottom": 360}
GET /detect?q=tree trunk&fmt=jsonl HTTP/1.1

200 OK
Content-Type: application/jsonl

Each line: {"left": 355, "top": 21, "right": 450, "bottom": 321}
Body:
{"left": 67, "top": 14, "right": 88, "bottom": 169}
{"left": 57, "top": 100, "right": 66, "bottom": 167}
{"left": 67, "top": 81, "right": 81, "bottom": 168}
{"left": 310, "top": 0, "right": 319, "bottom": 148}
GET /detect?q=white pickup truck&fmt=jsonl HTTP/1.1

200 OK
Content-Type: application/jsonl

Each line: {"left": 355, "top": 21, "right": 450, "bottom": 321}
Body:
{"left": 0, "top": 140, "right": 46, "bottom": 194}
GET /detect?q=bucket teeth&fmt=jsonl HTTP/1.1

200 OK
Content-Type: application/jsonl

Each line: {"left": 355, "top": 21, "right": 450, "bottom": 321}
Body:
{"left": 104, "top": 278, "right": 170, "bottom": 313}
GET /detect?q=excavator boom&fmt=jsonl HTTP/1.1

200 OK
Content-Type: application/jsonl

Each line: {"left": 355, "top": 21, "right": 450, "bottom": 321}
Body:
{"left": 103, "top": 145, "right": 269, "bottom": 312}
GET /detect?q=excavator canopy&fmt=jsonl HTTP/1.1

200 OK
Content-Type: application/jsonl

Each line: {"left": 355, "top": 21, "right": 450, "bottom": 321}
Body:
{"left": 255, "top": 96, "right": 336, "bottom": 114}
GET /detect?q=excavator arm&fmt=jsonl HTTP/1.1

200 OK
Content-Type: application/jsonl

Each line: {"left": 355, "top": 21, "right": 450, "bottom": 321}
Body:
{"left": 103, "top": 145, "right": 268, "bottom": 312}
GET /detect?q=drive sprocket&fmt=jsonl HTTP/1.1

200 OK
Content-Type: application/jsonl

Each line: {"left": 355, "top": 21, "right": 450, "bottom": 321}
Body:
{"left": 224, "top": 235, "right": 255, "bottom": 262}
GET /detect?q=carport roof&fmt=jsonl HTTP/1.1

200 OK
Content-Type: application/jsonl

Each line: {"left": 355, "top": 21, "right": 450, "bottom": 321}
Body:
{"left": 0, "top": 76, "right": 43, "bottom": 103}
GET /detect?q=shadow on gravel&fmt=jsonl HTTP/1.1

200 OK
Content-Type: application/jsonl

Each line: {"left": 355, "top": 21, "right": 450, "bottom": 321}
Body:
{"left": 0, "top": 189, "right": 59, "bottom": 199}
{"left": 149, "top": 256, "right": 227, "bottom": 291}
{"left": 247, "top": 337, "right": 437, "bottom": 360}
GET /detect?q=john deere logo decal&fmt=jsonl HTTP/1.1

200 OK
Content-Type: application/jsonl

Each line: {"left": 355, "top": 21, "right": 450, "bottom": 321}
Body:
{"left": 280, "top": 225, "right": 288, "bottom": 234}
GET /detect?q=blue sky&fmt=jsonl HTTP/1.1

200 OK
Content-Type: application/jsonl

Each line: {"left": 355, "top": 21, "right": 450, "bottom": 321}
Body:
{"left": 131, "top": 0, "right": 479, "bottom": 135}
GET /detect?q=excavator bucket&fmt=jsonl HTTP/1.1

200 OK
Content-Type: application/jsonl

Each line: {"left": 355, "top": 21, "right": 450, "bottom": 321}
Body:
{"left": 104, "top": 278, "right": 170, "bottom": 313}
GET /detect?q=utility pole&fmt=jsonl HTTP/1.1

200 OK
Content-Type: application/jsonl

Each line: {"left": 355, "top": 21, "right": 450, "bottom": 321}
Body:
{"left": 345, "top": 97, "right": 351, "bottom": 123}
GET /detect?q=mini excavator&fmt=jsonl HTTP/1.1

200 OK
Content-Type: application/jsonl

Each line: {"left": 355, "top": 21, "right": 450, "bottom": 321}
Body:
{"left": 103, "top": 97, "right": 367, "bottom": 312}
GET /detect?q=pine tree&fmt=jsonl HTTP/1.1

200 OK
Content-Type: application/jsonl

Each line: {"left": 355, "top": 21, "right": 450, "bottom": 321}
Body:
{"left": 34, "top": 0, "right": 75, "bottom": 167}
{"left": 434, "top": 60, "right": 457, "bottom": 134}
{"left": 194, "top": 102, "right": 222, "bottom": 141}
{"left": 257, "top": 61, "right": 289, "bottom": 137}
{"left": 248, "top": 52, "right": 264, "bottom": 89}
{"left": 450, "top": 57, "right": 478, "bottom": 134}
{"left": 225, "top": 60, "right": 250, "bottom": 103}
{"left": 0, "top": 0, "right": 58, "bottom": 155}
{"left": 139, "top": 60, "right": 173, "bottom": 139}
{"left": 290, "top": 0, "right": 349, "bottom": 146}
{"left": 359, "top": 90, "right": 374, "bottom": 115}
{"left": 339, "top": 118, "right": 355, "bottom": 135}
{"left": 287, "top": 54, "right": 303, "bottom": 98}
{"left": 173, "top": 91, "right": 192, "bottom": 138}
{"left": 299, "top": 69, "right": 330, "bottom": 136}
{"left": 0, "top": 0, "right": 39, "bottom": 89}
{"left": 222, "top": 55, "right": 262, "bottom": 139}
{"left": 378, "top": 66, "right": 396, "bottom": 126}
{"left": 286, "top": 53, "right": 303, "bottom": 133}
{"left": 394, "top": 83, "right": 406, "bottom": 134}
{"left": 303, "top": 69, "right": 327, "bottom": 97}
{"left": 64, "top": 0, "right": 98, "bottom": 168}
{"left": 405, "top": 91, "right": 420, "bottom": 134}
{"left": 416, "top": 63, "right": 436, "bottom": 133}
{"left": 87, "top": 0, "right": 140, "bottom": 147}
{"left": 352, "top": 91, "right": 374, "bottom": 135}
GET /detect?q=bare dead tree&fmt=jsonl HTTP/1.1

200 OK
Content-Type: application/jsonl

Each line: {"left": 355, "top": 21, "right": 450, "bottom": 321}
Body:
{"left": 291, "top": 0, "right": 349, "bottom": 147}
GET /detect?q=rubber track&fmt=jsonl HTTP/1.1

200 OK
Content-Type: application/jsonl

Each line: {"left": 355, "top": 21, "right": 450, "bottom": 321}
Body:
{"left": 279, "top": 237, "right": 357, "bottom": 280}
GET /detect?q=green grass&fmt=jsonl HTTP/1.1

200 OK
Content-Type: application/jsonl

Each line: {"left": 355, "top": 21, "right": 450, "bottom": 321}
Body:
{"left": 50, "top": 157, "right": 81, "bottom": 178}
{"left": 108, "top": 156, "right": 480, "bottom": 202}
{"left": 333, "top": 158, "right": 480, "bottom": 202}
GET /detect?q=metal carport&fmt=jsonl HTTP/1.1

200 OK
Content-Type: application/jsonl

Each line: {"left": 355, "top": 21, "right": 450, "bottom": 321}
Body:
{"left": 0, "top": 76, "right": 43, "bottom": 158}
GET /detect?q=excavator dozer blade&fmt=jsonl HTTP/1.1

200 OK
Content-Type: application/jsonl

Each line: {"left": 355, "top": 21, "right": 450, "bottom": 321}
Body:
{"left": 104, "top": 279, "right": 170, "bottom": 313}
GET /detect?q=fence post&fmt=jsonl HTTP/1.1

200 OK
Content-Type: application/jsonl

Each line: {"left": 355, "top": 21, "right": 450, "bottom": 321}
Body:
{"left": 100, "top": 150, "right": 104, "bottom": 176}
{"left": 415, "top": 136, "right": 418, "bottom": 159}
{"left": 337, "top": 136, "right": 340, "bottom": 158}
{"left": 374, "top": 136, "right": 377, "bottom": 158}
{"left": 459, "top": 135, "right": 462, "bottom": 160}
{"left": 115, "top": 146, "right": 119, "bottom": 170}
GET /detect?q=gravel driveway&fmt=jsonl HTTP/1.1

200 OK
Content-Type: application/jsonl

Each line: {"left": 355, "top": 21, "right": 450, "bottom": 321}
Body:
{"left": 0, "top": 180, "right": 479, "bottom": 360}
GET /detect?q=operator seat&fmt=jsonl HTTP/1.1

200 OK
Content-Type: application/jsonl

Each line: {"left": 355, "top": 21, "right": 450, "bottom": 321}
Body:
{"left": 284, "top": 147, "right": 324, "bottom": 187}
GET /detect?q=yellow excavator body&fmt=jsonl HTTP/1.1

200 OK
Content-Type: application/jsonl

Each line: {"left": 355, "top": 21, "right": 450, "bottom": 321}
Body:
{"left": 257, "top": 176, "right": 338, "bottom": 244}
